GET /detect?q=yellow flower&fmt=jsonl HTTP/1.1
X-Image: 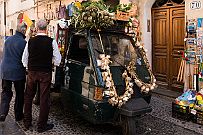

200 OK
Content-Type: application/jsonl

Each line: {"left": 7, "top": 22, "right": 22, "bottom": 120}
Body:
{"left": 75, "top": 2, "right": 81, "bottom": 9}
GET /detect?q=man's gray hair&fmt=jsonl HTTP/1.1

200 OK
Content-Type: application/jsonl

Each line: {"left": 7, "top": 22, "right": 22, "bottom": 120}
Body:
{"left": 37, "top": 19, "right": 48, "bottom": 30}
{"left": 17, "top": 22, "right": 27, "bottom": 34}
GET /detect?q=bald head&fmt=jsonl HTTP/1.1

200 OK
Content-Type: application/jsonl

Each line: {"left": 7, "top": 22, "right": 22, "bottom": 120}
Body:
{"left": 37, "top": 19, "right": 48, "bottom": 31}
{"left": 17, "top": 22, "right": 27, "bottom": 35}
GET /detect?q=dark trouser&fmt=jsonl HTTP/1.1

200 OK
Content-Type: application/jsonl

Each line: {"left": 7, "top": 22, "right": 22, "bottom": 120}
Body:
{"left": 24, "top": 71, "right": 52, "bottom": 128}
{"left": 33, "top": 81, "right": 40, "bottom": 103}
{"left": 0, "top": 79, "right": 25, "bottom": 119}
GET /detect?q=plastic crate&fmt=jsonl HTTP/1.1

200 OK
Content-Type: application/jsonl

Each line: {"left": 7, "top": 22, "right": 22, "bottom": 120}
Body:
{"left": 172, "top": 102, "right": 191, "bottom": 121}
{"left": 190, "top": 109, "right": 203, "bottom": 125}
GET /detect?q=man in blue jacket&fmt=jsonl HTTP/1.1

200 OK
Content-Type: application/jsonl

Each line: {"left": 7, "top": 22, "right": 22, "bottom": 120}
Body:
{"left": 0, "top": 22, "right": 27, "bottom": 122}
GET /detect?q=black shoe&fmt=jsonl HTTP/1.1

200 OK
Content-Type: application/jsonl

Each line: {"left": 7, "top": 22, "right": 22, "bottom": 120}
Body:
{"left": 23, "top": 122, "right": 32, "bottom": 130}
{"left": 0, "top": 114, "right": 6, "bottom": 122}
{"left": 15, "top": 114, "right": 24, "bottom": 121}
{"left": 37, "top": 123, "right": 54, "bottom": 133}
{"left": 33, "top": 99, "right": 40, "bottom": 105}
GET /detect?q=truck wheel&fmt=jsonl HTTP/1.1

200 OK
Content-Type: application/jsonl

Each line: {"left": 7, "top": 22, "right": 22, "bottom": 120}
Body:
{"left": 122, "top": 116, "right": 136, "bottom": 135}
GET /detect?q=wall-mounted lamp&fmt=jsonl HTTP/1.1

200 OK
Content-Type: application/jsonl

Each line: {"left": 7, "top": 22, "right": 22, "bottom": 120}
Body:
{"left": 147, "top": 19, "right": 150, "bottom": 32}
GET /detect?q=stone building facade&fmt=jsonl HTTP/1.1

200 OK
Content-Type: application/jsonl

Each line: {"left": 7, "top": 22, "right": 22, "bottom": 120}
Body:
{"left": 1, "top": 0, "right": 203, "bottom": 91}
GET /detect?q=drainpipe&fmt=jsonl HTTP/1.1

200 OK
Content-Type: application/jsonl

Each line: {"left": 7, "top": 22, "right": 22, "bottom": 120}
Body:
{"left": 37, "top": 0, "right": 39, "bottom": 19}
{"left": 4, "top": 1, "right": 6, "bottom": 37}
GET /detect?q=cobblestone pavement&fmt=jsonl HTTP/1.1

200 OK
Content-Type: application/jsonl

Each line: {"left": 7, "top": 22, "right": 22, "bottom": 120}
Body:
{"left": 0, "top": 92, "right": 201, "bottom": 135}
{"left": 0, "top": 115, "right": 25, "bottom": 135}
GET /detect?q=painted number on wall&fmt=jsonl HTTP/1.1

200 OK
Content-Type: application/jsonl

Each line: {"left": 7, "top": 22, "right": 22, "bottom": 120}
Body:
{"left": 190, "top": 1, "right": 201, "bottom": 9}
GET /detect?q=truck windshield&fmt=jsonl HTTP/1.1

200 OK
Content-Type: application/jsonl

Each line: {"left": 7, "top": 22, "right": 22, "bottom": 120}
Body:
{"left": 91, "top": 33, "right": 139, "bottom": 67}
{"left": 91, "top": 32, "right": 150, "bottom": 87}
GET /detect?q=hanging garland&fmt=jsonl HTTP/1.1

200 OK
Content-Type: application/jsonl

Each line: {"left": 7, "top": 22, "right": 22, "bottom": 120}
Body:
{"left": 97, "top": 54, "right": 134, "bottom": 107}
{"left": 97, "top": 40, "right": 156, "bottom": 107}
{"left": 129, "top": 41, "right": 157, "bottom": 93}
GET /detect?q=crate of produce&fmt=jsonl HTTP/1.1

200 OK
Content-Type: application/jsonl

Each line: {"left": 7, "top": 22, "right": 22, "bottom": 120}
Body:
{"left": 190, "top": 109, "right": 203, "bottom": 125}
{"left": 172, "top": 102, "right": 191, "bottom": 121}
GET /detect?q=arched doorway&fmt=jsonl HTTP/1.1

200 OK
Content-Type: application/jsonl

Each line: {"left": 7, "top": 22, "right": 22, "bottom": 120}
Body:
{"left": 152, "top": 0, "right": 185, "bottom": 91}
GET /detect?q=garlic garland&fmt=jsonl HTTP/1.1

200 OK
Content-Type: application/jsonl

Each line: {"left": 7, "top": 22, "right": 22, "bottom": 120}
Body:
{"left": 97, "top": 54, "right": 134, "bottom": 107}
{"left": 97, "top": 41, "right": 156, "bottom": 107}
{"left": 127, "top": 41, "right": 157, "bottom": 93}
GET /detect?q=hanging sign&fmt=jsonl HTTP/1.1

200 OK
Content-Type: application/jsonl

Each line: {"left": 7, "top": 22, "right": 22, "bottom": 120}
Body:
{"left": 190, "top": 1, "right": 201, "bottom": 10}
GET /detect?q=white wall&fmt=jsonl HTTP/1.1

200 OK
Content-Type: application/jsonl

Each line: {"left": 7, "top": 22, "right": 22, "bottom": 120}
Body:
{"left": 6, "top": 0, "right": 34, "bottom": 35}
{"left": 120, "top": 0, "right": 130, "bottom": 4}
{"left": 7, "top": 0, "right": 34, "bottom": 16}
{"left": 0, "top": 1, "right": 4, "bottom": 36}
{"left": 0, "top": 0, "right": 4, "bottom": 48}
{"left": 138, "top": 0, "right": 155, "bottom": 67}
{"left": 185, "top": 0, "right": 203, "bottom": 19}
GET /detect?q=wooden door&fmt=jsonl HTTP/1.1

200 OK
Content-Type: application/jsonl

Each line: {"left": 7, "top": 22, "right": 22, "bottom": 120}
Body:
{"left": 152, "top": 6, "right": 185, "bottom": 91}
{"left": 169, "top": 7, "right": 185, "bottom": 90}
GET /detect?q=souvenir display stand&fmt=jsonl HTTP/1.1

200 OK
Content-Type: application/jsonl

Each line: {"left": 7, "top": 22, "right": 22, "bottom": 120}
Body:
{"left": 46, "top": 1, "right": 70, "bottom": 92}
{"left": 57, "top": 25, "right": 68, "bottom": 66}
{"left": 52, "top": 25, "right": 68, "bottom": 92}
{"left": 172, "top": 18, "right": 203, "bottom": 125}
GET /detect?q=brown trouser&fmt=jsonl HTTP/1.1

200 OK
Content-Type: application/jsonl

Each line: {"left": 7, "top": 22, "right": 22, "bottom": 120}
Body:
{"left": 24, "top": 71, "right": 52, "bottom": 128}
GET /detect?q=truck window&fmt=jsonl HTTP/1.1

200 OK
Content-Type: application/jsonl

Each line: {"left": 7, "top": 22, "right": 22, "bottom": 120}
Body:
{"left": 91, "top": 33, "right": 137, "bottom": 67}
{"left": 68, "top": 35, "right": 90, "bottom": 65}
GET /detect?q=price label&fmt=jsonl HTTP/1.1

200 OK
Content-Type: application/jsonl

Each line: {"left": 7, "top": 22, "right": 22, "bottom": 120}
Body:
{"left": 191, "top": 109, "right": 197, "bottom": 115}
{"left": 190, "top": 1, "right": 201, "bottom": 9}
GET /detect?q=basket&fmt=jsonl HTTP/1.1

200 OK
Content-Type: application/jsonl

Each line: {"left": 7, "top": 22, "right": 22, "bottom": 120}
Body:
{"left": 116, "top": 10, "right": 130, "bottom": 21}
{"left": 190, "top": 109, "right": 203, "bottom": 125}
{"left": 172, "top": 102, "right": 191, "bottom": 121}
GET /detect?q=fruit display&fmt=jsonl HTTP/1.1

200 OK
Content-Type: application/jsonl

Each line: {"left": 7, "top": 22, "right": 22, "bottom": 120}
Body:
{"left": 175, "top": 89, "right": 196, "bottom": 107}
{"left": 194, "top": 89, "right": 203, "bottom": 111}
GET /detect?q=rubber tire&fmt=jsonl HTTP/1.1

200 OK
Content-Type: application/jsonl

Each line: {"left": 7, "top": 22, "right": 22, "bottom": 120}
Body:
{"left": 122, "top": 116, "right": 137, "bottom": 135}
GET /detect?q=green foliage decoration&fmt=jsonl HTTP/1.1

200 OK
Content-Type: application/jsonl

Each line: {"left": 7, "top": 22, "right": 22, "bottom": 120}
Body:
{"left": 116, "top": 3, "right": 132, "bottom": 12}
{"left": 71, "top": 0, "right": 115, "bottom": 30}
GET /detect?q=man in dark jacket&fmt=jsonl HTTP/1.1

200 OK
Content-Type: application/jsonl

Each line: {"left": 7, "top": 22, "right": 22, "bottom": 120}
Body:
{"left": 0, "top": 22, "right": 27, "bottom": 122}
{"left": 22, "top": 19, "right": 61, "bottom": 133}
